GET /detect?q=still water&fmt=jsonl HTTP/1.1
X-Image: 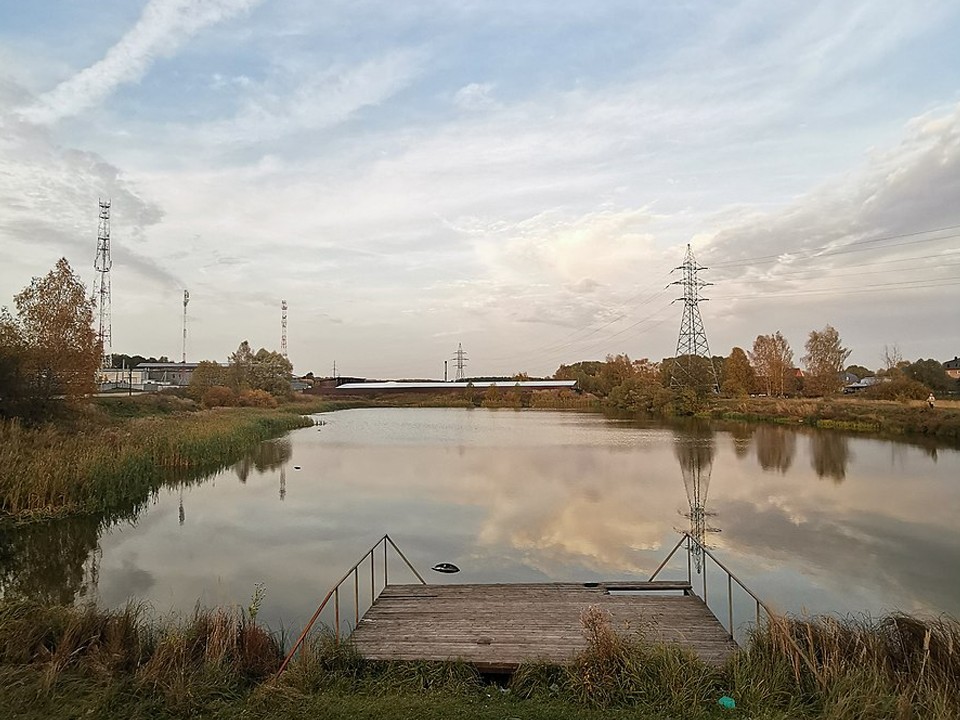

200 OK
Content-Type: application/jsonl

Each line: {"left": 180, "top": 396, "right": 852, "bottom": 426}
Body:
{"left": 3, "top": 408, "right": 960, "bottom": 633}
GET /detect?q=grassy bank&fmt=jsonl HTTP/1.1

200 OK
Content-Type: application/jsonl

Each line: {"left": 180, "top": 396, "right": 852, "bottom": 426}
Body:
{"left": 0, "top": 406, "right": 313, "bottom": 521}
{"left": 704, "top": 396, "right": 960, "bottom": 440}
{"left": 2, "top": 601, "right": 958, "bottom": 719}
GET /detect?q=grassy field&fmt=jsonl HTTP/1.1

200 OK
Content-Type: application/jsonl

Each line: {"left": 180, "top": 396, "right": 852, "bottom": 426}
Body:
{"left": 0, "top": 398, "right": 315, "bottom": 522}
{"left": 2, "top": 600, "right": 958, "bottom": 720}
{"left": 705, "top": 396, "right": 960, "bottom": 440}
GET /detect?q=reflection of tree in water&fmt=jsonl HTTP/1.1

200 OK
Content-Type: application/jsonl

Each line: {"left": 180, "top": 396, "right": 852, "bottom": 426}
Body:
{"left": 0, "top": 514, "right": 104, "bottom": 604}
{"left": 810, "top": 431, "right": 851, "bottom": 484}
{"left": 728, "top": 422, "right": 755, "bottom": 458}
{"left": 674, "top": 422, "right": 717, "bottom": 571}
{"left": 754, "top": 425, "right": 796, "bottom": 473}
{"left": 233, "top": 439, "right": 292, "bottom": 483}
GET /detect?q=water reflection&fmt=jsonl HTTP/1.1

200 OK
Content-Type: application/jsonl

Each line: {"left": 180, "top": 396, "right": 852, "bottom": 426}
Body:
{"left": 810, "top": 431, "right": 851, "bottom": 483}
{"left": 673, "top": 422, "right": 718, "bottom": 569}
{"left": 2, "top": 410, "right": 959, "bottom": 629}
{"left": 754, "top": 425, "right": 796, "bottom": 473}
{"left": 233, "top": 439, "right": 292, "bottom": 484}
{"left": 0, "top": 515, "right": 102, "bottom": 604}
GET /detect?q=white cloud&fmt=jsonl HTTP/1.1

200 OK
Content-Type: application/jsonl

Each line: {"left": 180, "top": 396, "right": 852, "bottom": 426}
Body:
{"left": 453, "top": 82, "right": 497, "bottom": 112}
{"left": 17, "top": 0, "right": 262, "bottom": 125}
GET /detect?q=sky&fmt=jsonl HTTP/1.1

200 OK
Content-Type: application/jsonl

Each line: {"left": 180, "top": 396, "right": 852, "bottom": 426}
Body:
{"left": 1, "top": 0, "right": 959, "bottom": 378}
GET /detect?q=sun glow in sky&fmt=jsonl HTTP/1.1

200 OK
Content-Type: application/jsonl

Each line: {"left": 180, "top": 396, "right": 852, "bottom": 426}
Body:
{"left": 1, "top": 1, "right": 959, "bottom": 377}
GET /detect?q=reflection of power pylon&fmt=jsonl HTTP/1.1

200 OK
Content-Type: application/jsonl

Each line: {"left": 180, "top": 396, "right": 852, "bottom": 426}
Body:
{"left": 675, "top": 431, "right": 720, "bottom": 572}
{"left": 279, "top": 465, "right": 286, "bottom": 501}
{"left": 178, "top": 485, "right": 185, "bottom": 526}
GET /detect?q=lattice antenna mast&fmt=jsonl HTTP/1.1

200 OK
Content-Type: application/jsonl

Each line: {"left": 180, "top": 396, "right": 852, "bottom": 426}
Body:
{"left": 181, "top": 290, "right": 190, "bottom": 363}
{"left": 281, "top": 300, "right": 288, "bottom": 358}
{"left": 670, "top": 244, "right": 719, "bottom": 393}
{"left": 93, "top": 199, "right": 112, "bottom": 368}
{"left": 452, "top": 343, "right": 468, "bottom": 381}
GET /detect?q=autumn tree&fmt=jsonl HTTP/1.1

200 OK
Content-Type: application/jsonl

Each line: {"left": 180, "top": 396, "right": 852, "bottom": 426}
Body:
{"left": 227, "top": 341, "right": 293, "bottom": 397}
{"left": 721, "top": 347, "right": 756, "bottom": 397}
{"left": 11, "top": 259, "right": 100, "bottom": 406}
{"left": 904, "top": 359, "right": 952, "bottom": 393}
{"left": 188, "top": 360, "right": 231, "bottom": 401}
{"left": 802, "top": 324, "right": 851, "bottom": 396}
{"left": 0, "top": 309, "right": 27, "bottom": 417}
{"left": 750, "top": 332, "right": 793, "bottom": 397}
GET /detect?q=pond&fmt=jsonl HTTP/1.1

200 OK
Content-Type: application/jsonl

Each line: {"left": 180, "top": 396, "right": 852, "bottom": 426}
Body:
{"left": 2, "top": 408, "right": 959, "bottom": 635}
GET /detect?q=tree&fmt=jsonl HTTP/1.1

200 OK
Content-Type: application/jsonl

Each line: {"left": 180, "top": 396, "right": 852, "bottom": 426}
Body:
{"left": 845, "top": 364, "right": 871, "bottom": 380}
{"left": 750, "top": 332, "right": 793, "bottom": 396}
{"left": 227, "top": 341, "right": 293, "bottom": 397}
{"left": 903, "top": 359, "right": 952, "bottom": 393}
{"left": 188, "top": 360, "right": 231, "bottom": 400}
{"left": 0, "top": 309, "right": 27, "bottom": 417}
{"left": 721, "top": 347, "right": 756, "bottom": 397}
{"left": 802, "top": 325, "right": 851, "bottom": 396}
{"left": 13, "top": 259, "right": 100, "bottom": 405}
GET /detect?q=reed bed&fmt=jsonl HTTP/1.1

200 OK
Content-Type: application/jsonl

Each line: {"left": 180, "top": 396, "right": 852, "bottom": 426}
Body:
{"left": 0, "top": 409, "right": 312, "bottom": 520}
{"left": 3, "top": 603, "right": 960, "bottom": 719}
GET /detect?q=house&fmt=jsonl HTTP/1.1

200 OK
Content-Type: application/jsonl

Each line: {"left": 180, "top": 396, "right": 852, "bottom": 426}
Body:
{"left": 944, "top": 357, "right": 960, "bottom": 380}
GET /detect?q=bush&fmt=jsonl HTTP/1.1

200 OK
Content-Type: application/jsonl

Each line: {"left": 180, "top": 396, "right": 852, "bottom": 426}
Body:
{"left": 202, "top": 385, "right": 237, "bottom": 408}
{"left": 237, "top": 389, "right": 277, "bottom": 408}
{"left": 862, "top": 378, "right": 928, "bottom": 402}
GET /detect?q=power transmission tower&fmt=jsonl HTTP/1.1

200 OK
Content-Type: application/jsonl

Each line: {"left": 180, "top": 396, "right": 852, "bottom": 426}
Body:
{"left": 452, "top": 343, "right": 468, "bottom": 381}
{"left": 670, "top": 244, "right": 719, "bottom": 393}
{"left": 182, "top": 290, "right": 190, "bottom": 363}
{"left": 281, "top": 300, "right": 288, "bottom": 358}
{"left": 93, "top": 199, "right": 112, "bottom": 368}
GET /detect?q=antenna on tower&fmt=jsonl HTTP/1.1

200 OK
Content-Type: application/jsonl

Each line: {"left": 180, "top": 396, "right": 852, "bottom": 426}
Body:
{"left": 182, "top": 290, "right": 190, "bottom": 363}
{"left": 281, "top": 300, "right": 288, "bottom": 358}
{"left": 93, "top": 199, "right": 112, "bottom": 368}
{"left": 670, "top": 244, "right": 719, "bottom": 393}
{"left": 452, "top": 342, "right": 468, "bottom": 381}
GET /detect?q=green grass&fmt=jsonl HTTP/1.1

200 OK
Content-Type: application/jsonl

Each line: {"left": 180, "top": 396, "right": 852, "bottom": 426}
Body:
{"left": 0, "top": 408, "right": 313, "bottom": 521}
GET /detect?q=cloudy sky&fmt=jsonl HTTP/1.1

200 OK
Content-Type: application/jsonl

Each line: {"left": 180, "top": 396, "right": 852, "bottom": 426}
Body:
{"left": 1, "top": 0, "right": 959, "bottom": 378}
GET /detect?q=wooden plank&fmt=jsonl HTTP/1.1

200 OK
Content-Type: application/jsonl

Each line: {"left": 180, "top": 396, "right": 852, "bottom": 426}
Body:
{"left": 349, "top": 582, "right": 737, "bottom": 671}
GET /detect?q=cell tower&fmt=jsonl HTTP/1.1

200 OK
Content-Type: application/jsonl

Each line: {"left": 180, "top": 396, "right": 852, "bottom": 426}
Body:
{"left": 93, "top": 199, "right": 112, "bottom": 368}
{"left": 452, "top": 343, "right": 468, "bottom": 381}
{"left": 670, "top": 244, "right": 719, "bottom": 393}
{"left": 181, "top": 290, "right": 190, "bottom": 363}
{"left": 281, "top": 300, "right": 288, "bottom": 358}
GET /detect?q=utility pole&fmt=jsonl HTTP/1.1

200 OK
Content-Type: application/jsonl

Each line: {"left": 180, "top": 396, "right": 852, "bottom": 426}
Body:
{"left": 670, "top": 244, "right": 719, "bottom": 393}
{"left": 181, "top": 290, "right": 190, "bottom": 363}
{"left": 444, "top": 360, "right": 448, "bottom": 382}
{"left": 93, "top": 199, "right": 112, "bottom": 368}
{"left": 452, "top": 343, "right": 468, "bottom": 381}
{"left": 281, "top": 299, "right": 288, "bottom": 359}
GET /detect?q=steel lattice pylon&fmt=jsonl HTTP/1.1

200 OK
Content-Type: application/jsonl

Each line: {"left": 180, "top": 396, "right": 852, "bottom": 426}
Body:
{"left": 671, "top": 244, "right": 719, "bottom": 393}
{"left": 93, "top": 199, "right": 112, "bottom": 368}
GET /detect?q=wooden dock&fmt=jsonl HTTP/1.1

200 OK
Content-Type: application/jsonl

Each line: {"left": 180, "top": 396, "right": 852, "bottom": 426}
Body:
{"left": 350, "top": 581, "right": 738, "bottom": 671}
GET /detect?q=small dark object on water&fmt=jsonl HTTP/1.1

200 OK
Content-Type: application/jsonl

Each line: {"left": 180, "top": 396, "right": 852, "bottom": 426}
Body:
{"left": 431, "top": 562, "right": 460, "bottom": 574}
{"left": 293, "top": 466, "right": 301, "bottom": 470}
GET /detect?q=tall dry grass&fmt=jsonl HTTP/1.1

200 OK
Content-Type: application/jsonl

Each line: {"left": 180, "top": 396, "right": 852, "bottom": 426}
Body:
{"left": 0, "top": 409, "right": 312, "bottom": 520}
{"left": 0, "top": 600, "right": 281, "bottom": 708}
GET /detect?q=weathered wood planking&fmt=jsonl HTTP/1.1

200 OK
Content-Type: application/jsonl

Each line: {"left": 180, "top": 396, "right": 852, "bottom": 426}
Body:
{"left": 350, "top": 583, "right": 738, "bottom": 672}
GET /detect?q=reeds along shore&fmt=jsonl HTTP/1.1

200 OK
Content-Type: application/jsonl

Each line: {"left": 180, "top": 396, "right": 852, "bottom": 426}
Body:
{"left": 2, "top": 602, "right": 958, "bottom": 720}
{"left": 0, "top": 409, "right": 313, "bottom": 521}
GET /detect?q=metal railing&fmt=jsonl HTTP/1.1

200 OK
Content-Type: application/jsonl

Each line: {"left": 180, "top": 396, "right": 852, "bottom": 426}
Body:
{"left": 277, "top": 533, "right": 426, "bottom": 674}
{"left": 649, "top": 532, "right": 772, "bottom": 642}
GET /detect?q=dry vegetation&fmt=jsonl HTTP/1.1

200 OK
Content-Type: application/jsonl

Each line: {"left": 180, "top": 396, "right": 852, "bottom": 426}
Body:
{"left": 0, "top": 406, "right": 313, "bottom": 521}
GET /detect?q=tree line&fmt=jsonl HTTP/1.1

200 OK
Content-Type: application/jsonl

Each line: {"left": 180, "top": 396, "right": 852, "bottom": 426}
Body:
{"left": 554, "top": 324, "right": 957, "bottom": 414}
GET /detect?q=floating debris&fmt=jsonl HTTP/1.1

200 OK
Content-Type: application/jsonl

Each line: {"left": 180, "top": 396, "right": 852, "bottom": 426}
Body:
{"left": 293, "top": 466, "right": 301, "bottom": 470}
{"left": 431, "top": 562, "right": 460, "bottom": 574}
